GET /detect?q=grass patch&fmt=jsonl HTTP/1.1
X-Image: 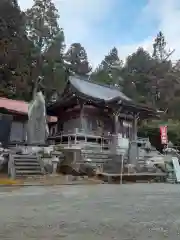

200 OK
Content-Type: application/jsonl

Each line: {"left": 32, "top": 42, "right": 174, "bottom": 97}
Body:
{"left": 0, "top": 178, "right": 22, "bottom": 185}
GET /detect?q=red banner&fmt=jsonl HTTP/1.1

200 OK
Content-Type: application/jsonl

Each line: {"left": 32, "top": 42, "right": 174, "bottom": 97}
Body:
{"left": 160, "top": 125, "right": 168, "bottom": 144}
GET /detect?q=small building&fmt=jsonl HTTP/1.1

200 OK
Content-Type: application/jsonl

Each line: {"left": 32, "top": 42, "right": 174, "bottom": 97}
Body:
{"left": 47, "top": 75, "right": 156, "bottom": 154}
{"left": 0, "top": 97, "right": 57, "bottom": 145}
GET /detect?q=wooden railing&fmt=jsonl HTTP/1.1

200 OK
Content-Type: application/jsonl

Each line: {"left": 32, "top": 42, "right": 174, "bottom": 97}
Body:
{"left": 49, "top": 128, "right": 112, "bottom": 138}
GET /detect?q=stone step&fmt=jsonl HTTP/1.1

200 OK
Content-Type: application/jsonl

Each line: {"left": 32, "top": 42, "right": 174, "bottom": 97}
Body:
{"left": 16, "top": 169, "right": 43, "bottom": 175}
{"left": 82, "top": 151, "right": 110, "bottom": 154}
{"left": 14, "top": 159, "right": 38, "bottom": 163}
{"left": 13, "top": 155, "right": 38, "bottom": 159}
{"left": 9, "top": 154, "right": 45, "bottom": 178}
{"left": 82, "top": 150, "right": 110, "bottom": 154}
{"left": 83, "top": 157, "right": 112, "bottom": 162}
{"left": 15, "top": 162, "right": 40, "bottom": 166}
{"left": 15, "top": 165, "right": 41, "bottom": 170}
{"left": 83, "top": 157, "right": 109, "bottom": 160}
{"left": 82, "top": 152, "right": 111, "bottom": 156}
{"left": 166, "top": 178, "right": 176, "bottom": 183}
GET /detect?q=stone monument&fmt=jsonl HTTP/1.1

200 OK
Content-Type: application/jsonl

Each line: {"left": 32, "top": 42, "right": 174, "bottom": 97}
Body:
{"left": 27, "top": 91, "right": 49, "bottom": 145}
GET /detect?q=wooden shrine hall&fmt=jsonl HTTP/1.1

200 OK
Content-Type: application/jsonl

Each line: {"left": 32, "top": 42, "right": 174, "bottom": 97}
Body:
{"left": 47, "top": 75, "right": 156, "bottom": 151}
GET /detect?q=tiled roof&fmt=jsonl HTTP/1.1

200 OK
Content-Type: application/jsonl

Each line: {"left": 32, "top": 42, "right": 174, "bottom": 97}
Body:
{"left": 48, "top": 75, "right": 156, "bottom": 117}
{"left": 0, "top": 97, "right": 57, "bottom": 123}
{"left": 0, "top": 97, "right": 28, "bottom": 115}
{"left": 69, "top": 76, "right": 131, "bottom": 102}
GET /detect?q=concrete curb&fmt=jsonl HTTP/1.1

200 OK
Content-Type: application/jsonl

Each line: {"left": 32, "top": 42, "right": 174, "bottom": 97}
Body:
{"left": 0, "top": 184, "right": 74, "bottom": 187}
{"left": 0, "top": 182, "right": 102, "bottom": 187}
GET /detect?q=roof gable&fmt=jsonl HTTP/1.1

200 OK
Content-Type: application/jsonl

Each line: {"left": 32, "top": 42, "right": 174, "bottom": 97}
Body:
{"left": 69, "top": 75, "right": 131, "bottom": 102}
{"left": 47, "top": 75, "right": 157, "bottom": 117}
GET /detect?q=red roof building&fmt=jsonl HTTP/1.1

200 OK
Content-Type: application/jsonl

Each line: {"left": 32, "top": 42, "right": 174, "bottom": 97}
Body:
{"left": 0, "top": 97, "right": 57, "bottom": 143}
{"left": 0, "top": 97, "right": 57, "bottom": 123}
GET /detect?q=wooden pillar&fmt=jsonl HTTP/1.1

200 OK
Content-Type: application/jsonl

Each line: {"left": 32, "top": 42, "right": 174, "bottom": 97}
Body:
{"left": 114, "top": 114, "right": 119, "bottom": 135}
{"left": 132, "top": 113, "right": 139, "bottom": 141}
{"left": 80, "top": 103, "right": 85, "bottom": 131}
{"left": 128, "top": 113, "right": 140, "bottom": 166}
{"left": 112, "top": 111, "right": 120, "bottom": 154}
{"left": 113, "top": 108, "right": 121, "bottom": 135}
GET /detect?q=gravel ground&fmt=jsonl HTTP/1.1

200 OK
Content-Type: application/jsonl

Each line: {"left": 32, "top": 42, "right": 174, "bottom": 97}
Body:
{"left": 0, "top": 183, "right": 180, "bottom": 239}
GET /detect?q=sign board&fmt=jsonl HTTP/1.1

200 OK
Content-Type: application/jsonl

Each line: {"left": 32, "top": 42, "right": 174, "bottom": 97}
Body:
{"left": 160, "top": 125, "right": 168, "bottom": 144}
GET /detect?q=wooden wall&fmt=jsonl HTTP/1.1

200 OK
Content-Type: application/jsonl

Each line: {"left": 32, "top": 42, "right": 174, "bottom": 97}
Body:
{"left": 52, "top": 104, "right": 136, "bottom": 141}
{"left": 55, "top": 104, "right": 113, "bottom": 135}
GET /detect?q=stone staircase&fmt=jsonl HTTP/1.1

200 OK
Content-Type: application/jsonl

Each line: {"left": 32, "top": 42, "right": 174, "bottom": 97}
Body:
{"left": 166, "top": 173, "right": 176, "bottom": 183}
{"left": 81, "top": 148, "right": 128, "bottom": 174}
{"left": 80, "top": 140, "right": 130, "bottom": 173}
{"left": 103, "top": 159, "right": 123, "bottom": 173}
{"left": 81, "top": 149, "right": 112, "bottom": 166}
{"left": 165, "top": 161, "right": 176, "bottom": 183}
{"left": 165, "top": 157, "right": 180, "bottom": 183}
{"left": 80, "top": 142, "right": 109, "bottom": 163}
{"left": 8, "top": 154, "right": 45, "bottom": 178}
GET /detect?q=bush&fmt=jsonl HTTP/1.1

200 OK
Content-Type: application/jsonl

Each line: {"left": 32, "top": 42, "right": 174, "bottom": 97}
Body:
{"left": 138, "top": 119, "right": 180, "bottom": 152}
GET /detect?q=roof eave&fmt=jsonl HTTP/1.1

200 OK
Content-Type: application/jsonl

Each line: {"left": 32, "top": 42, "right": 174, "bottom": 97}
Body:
{"left": 0, "top": 107, "right": 27, "bottom": 116}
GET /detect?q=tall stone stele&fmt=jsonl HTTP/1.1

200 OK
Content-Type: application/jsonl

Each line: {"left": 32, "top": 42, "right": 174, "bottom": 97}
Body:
{"left": 27, "top": 91, "right": 49, "bottom": 145}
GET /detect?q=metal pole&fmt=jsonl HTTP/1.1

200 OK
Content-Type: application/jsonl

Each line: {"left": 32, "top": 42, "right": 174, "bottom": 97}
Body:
{"left": 120, "top": 154, "right": 124, "bottom": 184}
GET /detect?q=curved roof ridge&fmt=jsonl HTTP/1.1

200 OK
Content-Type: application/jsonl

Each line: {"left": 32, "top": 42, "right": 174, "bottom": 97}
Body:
{"left": 72, "top": 74, "right": 123, "bottom": 91}
{"left": 68, "top": 75, "right": 131, "bottom": 102}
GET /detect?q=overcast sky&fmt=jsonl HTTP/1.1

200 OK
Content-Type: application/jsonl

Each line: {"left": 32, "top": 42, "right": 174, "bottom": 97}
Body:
{"left": 18, "top": 0, "right": 180, "bottom": 67}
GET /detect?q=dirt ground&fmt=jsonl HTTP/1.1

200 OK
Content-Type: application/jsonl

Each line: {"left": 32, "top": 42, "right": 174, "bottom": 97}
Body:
{"left": 0, "top": 183, "right": 180, "bottom": 239}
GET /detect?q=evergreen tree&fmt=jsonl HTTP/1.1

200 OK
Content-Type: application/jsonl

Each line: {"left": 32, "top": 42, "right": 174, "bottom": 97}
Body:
{"left": 25, "top": 0, "right": 65, "bottom": 99}
{"left": 101, "top": 47, "right": 121, "bottom": 70}
{"left": 151, "top": 32, "right": 174, "bottom": 108}
{"left": 0, "top": 0, "right": 32, "bottom": 100}
{"left": 26, "top": 0, "right": 61, "bottom": 51}
{"left": 92, "top": 47, "right": 123, "bottom": 87}
{"left": 123, "top": 48, "right": 154, "bottom": 103}
{"left": 43, "top": 33, "right": 66, "bottom": 101}
{"left": 153, "top": 31, "right": 169, "bottom": 61}
{"left": 65, "top": 43, "right": 91, "bottom": 76}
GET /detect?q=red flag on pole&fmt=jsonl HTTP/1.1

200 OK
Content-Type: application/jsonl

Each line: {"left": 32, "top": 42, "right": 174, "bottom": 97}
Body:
{"left": 160, "top": 125, "right": 168, "bottom": 144}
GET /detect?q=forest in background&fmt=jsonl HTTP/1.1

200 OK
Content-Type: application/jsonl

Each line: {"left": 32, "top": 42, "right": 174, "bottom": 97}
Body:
{"left": 1, "top": 0, "right": 180, "bottom": 147}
